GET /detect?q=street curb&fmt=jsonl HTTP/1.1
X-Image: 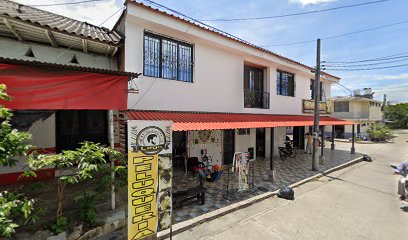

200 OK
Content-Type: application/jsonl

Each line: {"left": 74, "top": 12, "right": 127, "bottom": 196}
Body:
{"left": 157, "top": 155, "right": 364, "bottom": 239}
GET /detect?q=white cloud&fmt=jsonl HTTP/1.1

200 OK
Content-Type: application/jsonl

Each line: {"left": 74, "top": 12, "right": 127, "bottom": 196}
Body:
{"left": 289, "top": 0, "right": 337, "bottom": 6}
{"left": 13, "top": 0, "right": 124, "bottom": 29}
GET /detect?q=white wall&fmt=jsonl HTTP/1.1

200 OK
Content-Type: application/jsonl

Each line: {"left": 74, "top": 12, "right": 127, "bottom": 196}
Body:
{"left": 187, "top": 130, "right": 223, "bottom": 166}
{"left": 0, "top": 114, "right": 55, "bottom": 175}
{"left": 235, "top": 129, "right": 256, "bottom": 159}
{"left": 0, "top": 37, "right": 117, "bottom": 69}
{"left": 273, "top": 127, "right": 287, "bottom": 156}
{"left": 125, "top": 6, "right": 336, "bottom": 115}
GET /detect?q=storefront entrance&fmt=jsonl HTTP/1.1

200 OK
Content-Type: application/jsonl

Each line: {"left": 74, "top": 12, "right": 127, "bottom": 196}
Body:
{"left": 223, "top": 129, "right": 235, "bottom": 164}
{"left": 292, "top": 126, "right": 305, "bottom": 149}
{"left": 256, "top": 128, "right": 266, "bottom": 158}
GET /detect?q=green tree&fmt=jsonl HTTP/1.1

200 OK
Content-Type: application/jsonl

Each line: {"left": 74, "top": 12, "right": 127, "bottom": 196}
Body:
{"left": 0, "top": 84, "right": 34, "bottom": 237}
{"left": 386, "top": 103, "right": 408, "bottom": 129}
{"left": 27, "top": 142, "right": 125, "bottom": 218}
{"left": 0, "top": 84, "right": 31, "bottom": 166}
{"left": 366, "top": 123, "right": 393, "bottom": 141}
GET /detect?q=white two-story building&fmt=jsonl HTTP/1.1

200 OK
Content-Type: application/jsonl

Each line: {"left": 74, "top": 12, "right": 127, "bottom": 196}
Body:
{"left": 115, "top": 1, "right": 352, "bottom": 166}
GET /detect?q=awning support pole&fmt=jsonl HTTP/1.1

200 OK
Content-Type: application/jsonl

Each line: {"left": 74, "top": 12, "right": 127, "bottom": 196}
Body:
{"left": 351, "top": 124, "right": 356, "bottom": 154}
{"left": 108, "top": 110, "right": 116, "bottom": 210}
{"left": 320, "top": 126, "right": 325, "bottom": 156}
{"left": 331, "top": 125, "right": 335, "bottom": 149}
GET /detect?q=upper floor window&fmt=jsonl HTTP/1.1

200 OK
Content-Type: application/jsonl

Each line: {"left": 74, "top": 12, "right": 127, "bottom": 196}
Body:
{"left": 244, "top": 65, "right": 269, "bottom": 109}
{"left": 276, "top": 70, "right": 295, "bottom": 97}
{"left": 144, "top": 32, "right": 193, "bottom": 82}
{"left": 334, "top": 102, "right": 349, "bottom": 112}
{"left": 310, "top": 79, "right": 323, "bottom": 101}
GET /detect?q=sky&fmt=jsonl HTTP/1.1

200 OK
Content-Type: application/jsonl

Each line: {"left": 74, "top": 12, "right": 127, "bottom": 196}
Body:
{"left": 13, "top": 0, "right": 408, "bottom": 103}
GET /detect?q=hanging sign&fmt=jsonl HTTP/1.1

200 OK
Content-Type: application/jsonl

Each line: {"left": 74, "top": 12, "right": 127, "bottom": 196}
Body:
{"left": 302, "top": 99, "right": 329, "bottom": 114}
{"left": 127, "top": 120, "right": 173, "bottom": 240}
{"left": 233, "top": 152, "right": 250, "bottom": 191}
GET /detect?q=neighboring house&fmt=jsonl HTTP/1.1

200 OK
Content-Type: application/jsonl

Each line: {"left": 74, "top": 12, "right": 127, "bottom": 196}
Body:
{"left": 115, "top": 0, "right": 352, "bottom": 166}
{"left": 0, "top": 0, "right": 136, "bottom": 184}
{"left": 330, "top": 94, "right": 384, "bottom": 139}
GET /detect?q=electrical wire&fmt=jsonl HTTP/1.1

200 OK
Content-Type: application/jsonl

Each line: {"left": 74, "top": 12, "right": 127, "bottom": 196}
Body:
{"left": 323, "top": 56, "right": 408, "bottom": 67}
{"left": 27, "top": 0, "right": 106, "bottom": 7}
{"left": 262, "top": 19, "right": 408, "bottom": 47}
{"left": 200, "top": 0, "right": 389, "bottom": 22}
{"left": 323, "top": 51, "right": 408, "bottom": 63}
{"left": 321, "top": 73, "right": 353, "bottom": 95}
{"left": 324, "top": 62, "right": 408, "bottom": 71}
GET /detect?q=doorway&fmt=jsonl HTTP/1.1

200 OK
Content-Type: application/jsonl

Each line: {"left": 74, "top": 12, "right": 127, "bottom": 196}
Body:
{"left": 56, "top": 110, "right": 108, "bottom": 152}
{"left": 223, "top": 130, "right": 235, "bottom": 165}
{"left": 256, "top": 128, "right": 265, "bottom": 158}
{"left": 293, "top": 126, "right": 305, "bottom": 149}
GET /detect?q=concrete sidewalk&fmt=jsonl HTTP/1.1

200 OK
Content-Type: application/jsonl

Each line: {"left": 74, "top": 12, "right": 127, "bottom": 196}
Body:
{"left": 172, "top": 131, "right": 408, "bottom": 240}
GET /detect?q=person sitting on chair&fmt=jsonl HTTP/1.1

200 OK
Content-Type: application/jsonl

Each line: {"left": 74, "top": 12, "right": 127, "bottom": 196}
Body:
{"left": 206, "top": 164, "right": 223, "bottom": 182}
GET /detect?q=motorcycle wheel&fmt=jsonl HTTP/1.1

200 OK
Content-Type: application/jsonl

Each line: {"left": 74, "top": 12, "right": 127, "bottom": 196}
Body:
{"left": 289, "top": 149, "right": 296, "bottom": 158}
{"left": 279, "top": 152, "right": 287, "bottom": 161}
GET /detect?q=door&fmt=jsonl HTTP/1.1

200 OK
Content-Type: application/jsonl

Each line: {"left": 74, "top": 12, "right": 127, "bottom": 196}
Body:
{"left": 293, "top": 126, "right": 305, "bottom": 149}
{"left": 256, "top": 128, "right": 265, "bottom": 158}
{"left": 56, "top": 110, "right": 108, "bottom": 152}
{"left": 244, "top": 65, "right": 264, "bottom": 108}
{"left": 223, "top": 130, "right": 235, "bottom": 165}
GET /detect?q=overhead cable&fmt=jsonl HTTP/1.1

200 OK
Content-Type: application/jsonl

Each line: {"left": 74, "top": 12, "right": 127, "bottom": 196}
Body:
{"left": 200, "top": 0, "right": 389, "bottom": 22}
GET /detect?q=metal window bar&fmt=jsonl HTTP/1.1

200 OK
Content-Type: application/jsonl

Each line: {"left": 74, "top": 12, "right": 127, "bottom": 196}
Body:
{"left": 144, "top": 35, "right": 160, "bottom": 77}
{"left": 244, "top": 89, "right": 270, "bottom": 109}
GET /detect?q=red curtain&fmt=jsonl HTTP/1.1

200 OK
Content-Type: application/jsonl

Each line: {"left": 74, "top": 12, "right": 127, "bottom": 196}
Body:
{"left": 0, "top": 63, "right": 128, "bottom": 110}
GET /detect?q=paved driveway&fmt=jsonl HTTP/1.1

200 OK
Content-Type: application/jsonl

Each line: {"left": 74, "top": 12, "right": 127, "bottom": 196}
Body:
{"left": 173, "top": 130, "right": 408, "bottom": 240}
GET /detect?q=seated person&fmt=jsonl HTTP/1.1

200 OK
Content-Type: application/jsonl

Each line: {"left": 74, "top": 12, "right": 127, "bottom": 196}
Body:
{"left": 197, "top": 164, "right": 223, "bottom": 183}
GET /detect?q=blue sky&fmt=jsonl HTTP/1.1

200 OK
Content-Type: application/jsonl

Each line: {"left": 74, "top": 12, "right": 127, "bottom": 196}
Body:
{"left": 15, "top": 0, "right": 408, "bottom": 103}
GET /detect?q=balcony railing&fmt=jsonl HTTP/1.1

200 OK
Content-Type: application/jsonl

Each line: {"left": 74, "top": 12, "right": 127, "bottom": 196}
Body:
{"left": 244, "top": 89, "right": 269, "bottom": 109}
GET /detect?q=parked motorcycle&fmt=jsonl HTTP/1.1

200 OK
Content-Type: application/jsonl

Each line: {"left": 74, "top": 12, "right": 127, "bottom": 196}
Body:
{"left": 278, "top": 141, "right": 296, "bottom": 161}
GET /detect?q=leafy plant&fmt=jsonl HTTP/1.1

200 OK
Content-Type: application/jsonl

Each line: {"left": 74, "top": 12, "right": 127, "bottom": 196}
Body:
{"left": 77, "top": 192, "right": 96, "bottom": 227}
{"left": 0, "top": 84, "right": 31, "bottom": 167}
{"left": 51, "top": 216, "right": 68, "bottom": 235}
{"left": 367, "top": 123, "right": 393, "bottom": 141}
{"left": 26, "top": 142, "right": 125, "bottom": 218}
{"left": 0, "top": 191, "right": 34, "bottom": 238}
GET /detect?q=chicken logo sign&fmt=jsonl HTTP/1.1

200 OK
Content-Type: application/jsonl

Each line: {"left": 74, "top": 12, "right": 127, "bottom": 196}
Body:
{"left": 127, "top": 120, "right": 173, "bottom": 240}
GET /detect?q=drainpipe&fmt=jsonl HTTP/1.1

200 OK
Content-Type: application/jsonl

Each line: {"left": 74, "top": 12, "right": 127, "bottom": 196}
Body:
{"left": 108, "top": 110, "right": 115, "bottom": 210}
{"left": 270, "top": 127, "right": 275, "bottom": 181}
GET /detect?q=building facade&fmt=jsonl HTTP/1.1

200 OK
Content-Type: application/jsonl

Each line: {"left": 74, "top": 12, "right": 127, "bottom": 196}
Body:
{"left": 330, "top": 94, "right": 384, "bottom": 139}
{"left": 116, "top": 1, "right": 346, "bottom": 166}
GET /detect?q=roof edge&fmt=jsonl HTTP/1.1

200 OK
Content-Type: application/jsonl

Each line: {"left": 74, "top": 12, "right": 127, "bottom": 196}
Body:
{"left": 126, "top": 0, "right": 340, "bottom": 80}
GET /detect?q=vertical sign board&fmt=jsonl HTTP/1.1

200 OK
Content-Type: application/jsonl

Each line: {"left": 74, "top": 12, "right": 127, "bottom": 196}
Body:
{"left": 127, "top": 120, "right": 173, "bottom": 240}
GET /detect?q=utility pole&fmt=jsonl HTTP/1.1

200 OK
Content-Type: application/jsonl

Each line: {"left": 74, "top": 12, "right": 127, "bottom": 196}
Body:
{"left": 312, "top": 39, "right": 321, "bottom": 171}
{"left": 382, "top": 94, "right": 387, "bottom": 124}
{"left": 108, "top": 110, "right": 116, "bottom": 210}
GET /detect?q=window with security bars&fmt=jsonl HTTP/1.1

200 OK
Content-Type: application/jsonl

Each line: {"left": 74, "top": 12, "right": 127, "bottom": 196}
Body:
{"left": 144, "top": 32, "right": 193, "bottom": 82}
{"left": 310, "top": 79, "right": 323, "bottom": 101}
{"left": 276, "top": 70, "right": 295, "bottom": 97}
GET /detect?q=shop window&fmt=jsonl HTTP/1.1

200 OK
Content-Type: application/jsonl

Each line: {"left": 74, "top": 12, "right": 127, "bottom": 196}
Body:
{"left": 277, "top": 70, "right": 295, "bottom": 97}
{"left": 143, "top": 31, "right": 193, "bottom": 82}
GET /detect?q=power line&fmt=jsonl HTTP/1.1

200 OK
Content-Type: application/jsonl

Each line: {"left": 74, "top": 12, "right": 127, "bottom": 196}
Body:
{"left": 323, "top": 51, "right": 408, "bottom": 63}
{"left": 262, "top": 19, "right": 408, "bottom": 47}
{"left": 28, "top": 0, "right": 106, "bottom": 7}
{"left": 323, "top": 56, "right": 408, "bottom": 67}
{"left": 200, "top": 0, "right": 389, "bottom": 22}
{"left": 324, "top": 63, "right": 408, "bottom": 71}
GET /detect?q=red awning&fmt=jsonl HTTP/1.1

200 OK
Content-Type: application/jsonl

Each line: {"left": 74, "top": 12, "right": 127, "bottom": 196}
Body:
{"left": 123, "top": 111, "right": 355, "bottom": 131}
{"left": 0, "top": 63, "right": 128, "bottom": 110}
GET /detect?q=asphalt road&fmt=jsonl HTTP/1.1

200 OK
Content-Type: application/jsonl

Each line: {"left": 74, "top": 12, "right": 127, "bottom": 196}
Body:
{"left": 173, "top": 130, "right": 408, "bottom": 240}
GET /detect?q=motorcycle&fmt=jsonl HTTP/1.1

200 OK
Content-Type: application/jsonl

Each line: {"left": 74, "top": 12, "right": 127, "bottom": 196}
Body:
{"left": 278, "top": 141, "right": 296, "bottom": 161}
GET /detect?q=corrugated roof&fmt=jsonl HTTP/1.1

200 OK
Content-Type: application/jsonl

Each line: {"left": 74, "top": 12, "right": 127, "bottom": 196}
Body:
{"left": 123, "top": 111, "right": 354, "bottom": 131}
{"left": 0, "top": 0, "right": 121, "bottom": 44}
{"left": 0, "top": 57, "right": 140, "bottom": 77}
{"left": 126, "top": 0, "right": 340, "bottom": 80}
